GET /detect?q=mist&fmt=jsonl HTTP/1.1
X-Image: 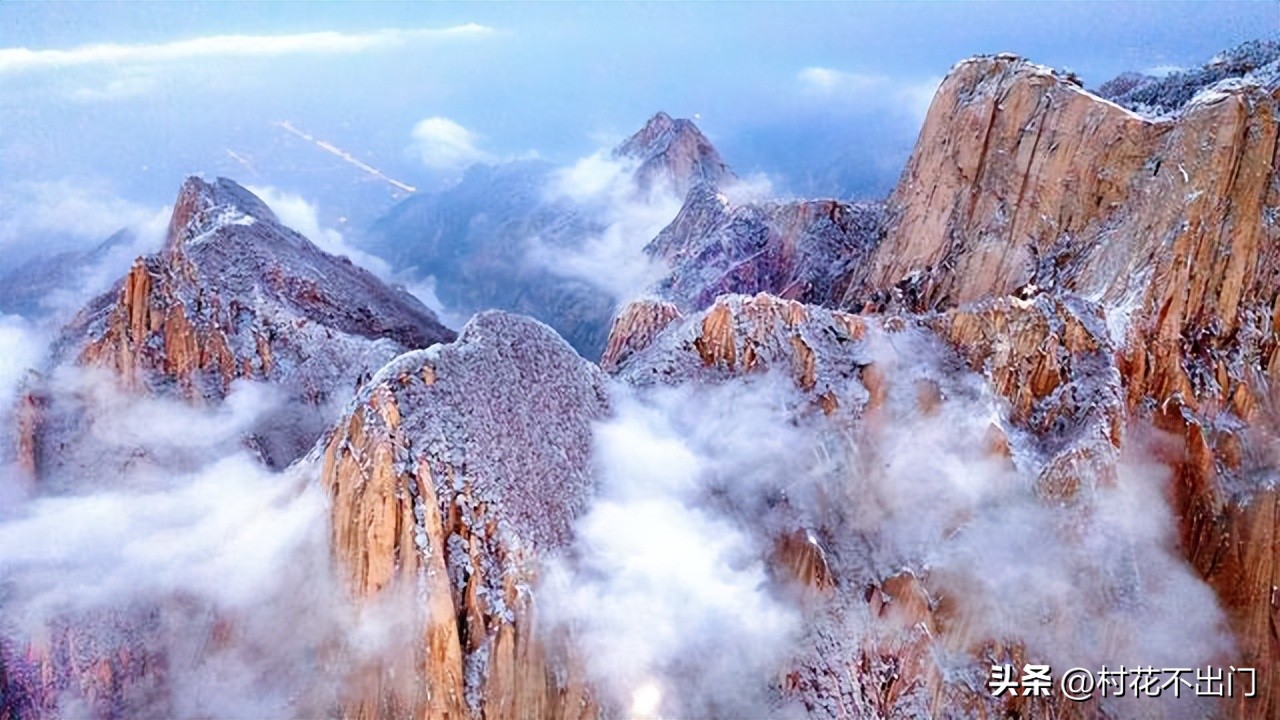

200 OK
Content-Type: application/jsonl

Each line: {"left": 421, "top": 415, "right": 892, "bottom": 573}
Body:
{"left": 525, "top": 151, "right": 681, "bottom": 303}
{"left": 541, "top": 324, "right": 1231, "bottom": 717}
{"left": 0, "top": 367, "right": 358, "bottom": 718}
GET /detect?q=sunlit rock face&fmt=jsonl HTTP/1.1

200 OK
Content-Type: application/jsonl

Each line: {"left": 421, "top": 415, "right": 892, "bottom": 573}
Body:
{"left": 23, "top": 176, "right": 454, "bottom": 479}
{"left": 321, "top": 311, "right": 607, "bottom": 720}
{"left": 831, "top": 52, "right": 1280, "bottom": 719}
{"left": 1, "top": 177, "right": 455, "bottom": 720}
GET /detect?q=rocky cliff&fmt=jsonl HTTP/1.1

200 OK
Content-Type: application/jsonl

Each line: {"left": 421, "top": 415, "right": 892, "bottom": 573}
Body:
{"left": 2, "top": 177, "right": 455, "bottom": 720}
{"left": 23, "top": 177, "right": 454, "bottom": 479}
{"left": 613, "top": 111, "right": 735, "bottom": 196}
{"left": 646, "top": 183, "right": 884, "bottom": 312}
{"left": 320, "top": 312, "right": 607, "bottom": 719}
{"left": 5, "top": 42, "right": 1279, "bottom": 720}
{"left": 831, "top": 51, "right": 1280, "bottom": 719}
{"left": 596, "top": 290, "right": 1180, "bottom": 718}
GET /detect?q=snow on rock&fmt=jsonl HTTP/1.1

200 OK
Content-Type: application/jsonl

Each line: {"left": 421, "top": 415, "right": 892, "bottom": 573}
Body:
{"left": 645, "top": 183, "right": 885, "bottom": 312}
{"left": 19, "top": 176, "right": 457, "bottom": 480}
{"left": 321, "top": 310, "right": 608, "bottom": 719}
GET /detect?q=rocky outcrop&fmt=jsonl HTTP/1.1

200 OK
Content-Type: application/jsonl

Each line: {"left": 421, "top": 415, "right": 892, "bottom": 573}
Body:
{"left": 613, "top": 111, "right": 734, "bottom": 196}
{"left": 834, "top": 52, "right": 1280, "bottom": 719}
{"left": 23, "top": 177, "right": 454, "bottom": 479}
{"left": 600, "top": 291, "right": 1171, "bottom": 718}
{"left": 839, "top": 55, "right": 1157, "bottom": 311}
{"left": 645, "top": 184, "right": 884, "bottom": 312}
{"left": 598, "top": 298, "right": 682, "bottom": 373}
{"left": 321, "top": 312, "right": 608, "bottom": 719}
{"left": 7, "top": 44, "right": 1278, "bottom": 720}
{"left": 604, "top": 286, "right": 1233, "bottom": 717}
{"left": 1098, "top": 39, "right": 1279, "bottom": 118}
{"left": 2, "top": 177, "right": 455, "bottom": 720}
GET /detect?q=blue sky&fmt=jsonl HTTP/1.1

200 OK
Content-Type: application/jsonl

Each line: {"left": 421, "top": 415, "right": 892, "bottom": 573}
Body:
{"left": 1, "top": 1, "right": 1275, "bottom": 260}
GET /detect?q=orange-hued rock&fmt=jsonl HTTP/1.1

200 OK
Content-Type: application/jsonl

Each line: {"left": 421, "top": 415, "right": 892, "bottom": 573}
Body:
{"left": 79, "top": 256, "right": 236, "bottom": 397}
{"left": 835, "top": 53, "right": 1280, "bottom": 719}
{"left": 23, "top": 177, "right": 455, "bottom": 483}
{"left": 608, "top": 293, "right": 875, "bottom": 422}
{"left": 602, "top": 286, "right": 1223, "bottom": 718}
{"left": 599, "top": 299, "right": 682, "bottom": 372}
{"left": 842, "top": 56, "right": 1160, "bottom": 311}
{"left": 321, "top": 312, "right": 606, "bottom": 719}
{"left": 3, "top": 177, "right": 457, "bottom": 719}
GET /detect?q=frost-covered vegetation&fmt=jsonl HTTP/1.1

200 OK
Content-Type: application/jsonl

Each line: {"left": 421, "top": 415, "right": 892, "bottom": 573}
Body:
{"left": 1097, "top": 39, "right": 1279, "bottom": 117}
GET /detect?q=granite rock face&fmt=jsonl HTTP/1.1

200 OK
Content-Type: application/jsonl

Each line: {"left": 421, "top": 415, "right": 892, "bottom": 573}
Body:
{"left": 2, "top": 177, "right": 455, "bottom": 720}
{"left": 321, "top": 312, "right": 608, "bottom": 720}
{"left": 832, "top": 52, "right": 1280, "bottom": 720}
{"left": 645, "top": 184, "right": 884, "bottom": 312}
{"left": 23, "top": 177, "right": 454, "bottom": 479}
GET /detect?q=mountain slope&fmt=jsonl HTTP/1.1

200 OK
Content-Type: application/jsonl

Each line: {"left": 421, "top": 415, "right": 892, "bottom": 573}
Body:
{"left": 361, "top": 113, "right": 730, "bottom": 358}
{"left": 613, "top": 110, "right": 735, "bottom": 195}
{"left": 20, "top": 177, "right": 455, "bottom": 478}
{"left": 645, "top": 183, "right": 884, "bottom": 311}
{"left": 835, "top": 51, "right": 1280, "bottom": 719}
{"left": 2, "top": 177, "right": 455, "bottom": 720}
{"left": 321, "top": 311, "right": 607, "bottom": 719}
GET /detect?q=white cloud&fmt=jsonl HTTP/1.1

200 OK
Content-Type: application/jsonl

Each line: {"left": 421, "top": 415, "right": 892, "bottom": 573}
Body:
{"left": 0, "top": 180, "right": 158, "bottom": 249}
{"left": 541, "top": 382, "right": 804, "bottom": 717}
{"left": 0, "top": 178, "right": 169, "bottom": 318}
{"left": 0, "top": 314, "right": 48, "bottom": 419}
{"left": 67, "top": 67, "right": 159, "bottom": 102}
{"left": 798, "top": 66, "right": 942, "bottom": 124}
{"left": 0, "top": 370, "right": 354, "bottom": 717}
{"left": 1145, "top": 64, "right": 1186, "bottom": 77}
{"left": 527, "top": 151, "right": 679, "bottom": 301}
{"left": 0, "top": 25, "right": 493, "bottom": 74}
{"left": 408, "top": 116, "right": 495, "bottom": 172}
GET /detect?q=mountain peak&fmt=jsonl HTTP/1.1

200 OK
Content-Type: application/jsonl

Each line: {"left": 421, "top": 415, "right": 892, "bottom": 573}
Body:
{"left": 614, "top": 111, "right": 699, "bottom": 160}
{"left": 614, "top": 111, "right": 735, "bottom": 194}
{"left": 166, "top": 176, "right": 278, "bottom": 248}
{"left": 636, "top": 110, "right": 676, "bottom": 136}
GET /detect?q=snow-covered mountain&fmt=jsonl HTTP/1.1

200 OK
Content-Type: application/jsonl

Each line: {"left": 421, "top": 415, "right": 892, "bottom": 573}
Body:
{"left": 3, "top": 39, "right": 1280, "bottom": 720}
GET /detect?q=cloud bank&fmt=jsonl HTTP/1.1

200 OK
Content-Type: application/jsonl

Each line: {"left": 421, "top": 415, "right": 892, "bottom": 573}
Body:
{"left": 0, "top": 179, "right": 167, "bottom": 259}
{"left": 0, "top": 369, "right": 361, "bottom": 718}
{"left": 408, "top": 116, "right": 496, "bottom": 173}
{"left": 0, "top": 25, "right": 493, "bottom": 74}
{"left": 526, "top": 151, "right": 680, "bottom": 302}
